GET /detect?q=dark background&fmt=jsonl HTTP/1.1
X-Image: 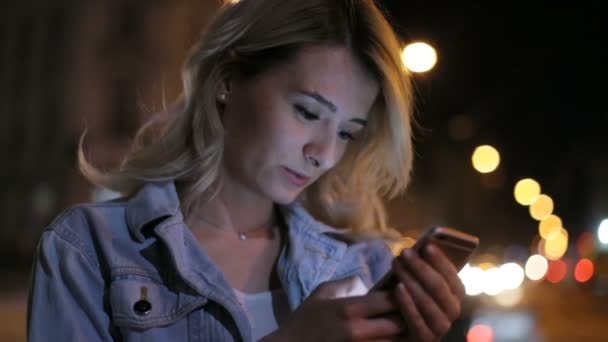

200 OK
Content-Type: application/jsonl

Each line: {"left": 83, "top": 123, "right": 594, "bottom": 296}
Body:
{"left": 384, "top": 2, "right": 607, "bottom": 253}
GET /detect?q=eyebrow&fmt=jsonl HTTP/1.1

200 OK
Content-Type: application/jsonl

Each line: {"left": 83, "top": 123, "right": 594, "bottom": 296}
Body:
{"left": 301, "top": 91, "right": 367, "bottom": 127}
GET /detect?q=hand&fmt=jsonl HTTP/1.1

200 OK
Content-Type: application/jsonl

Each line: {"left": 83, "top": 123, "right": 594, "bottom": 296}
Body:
{"left": 393, "top": 245, "right": 466, "bottom": 342}
{"left": 263, "top": 276, "right": 406, "bottom": 342}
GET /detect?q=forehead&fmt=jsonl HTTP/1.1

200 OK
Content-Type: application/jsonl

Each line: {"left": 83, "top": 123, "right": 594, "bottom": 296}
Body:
{"left": 274, "top": 44, "right": 380, "bottom": 117}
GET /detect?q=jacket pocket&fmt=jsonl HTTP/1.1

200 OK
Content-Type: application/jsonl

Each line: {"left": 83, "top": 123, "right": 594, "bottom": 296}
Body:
{"left": 110, "top": 272, "right": 207, "bottom": 330}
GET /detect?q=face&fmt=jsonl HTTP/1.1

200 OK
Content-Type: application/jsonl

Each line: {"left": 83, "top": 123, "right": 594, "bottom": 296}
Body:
{"left": 219, "top": 44, "right": 380, "bottom": 204}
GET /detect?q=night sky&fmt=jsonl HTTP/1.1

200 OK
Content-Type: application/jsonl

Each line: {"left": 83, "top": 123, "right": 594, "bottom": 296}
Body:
{"left": 383, "top": 2, "right": 607, "bottom": 252}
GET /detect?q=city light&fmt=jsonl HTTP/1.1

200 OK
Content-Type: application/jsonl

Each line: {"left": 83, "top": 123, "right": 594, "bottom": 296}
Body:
{"left": 525, "top": 254, "right": 548, "bottom": 281}
{"left": 543, "top": 228, "right": 569, "bottom": 260}
{"left": 574, "top": 258, "right": 594, "bottom": 283}
{"left": 401, "top": 42, "right": 437, "bottom": 73}
{"left": 467, "top": 324, "right": 495, "bottom": 342}
{"left": 483, "top": 267, "right": 503, "bottom": 296}
{"left": 538, "top": 214, "right": 562, "bottom": 239}
{"left": 546, "top": 259, "right": 567, "bottom": 283}
{"left": 598, "top": 219, "right": 608, "bottom": 244}
{"left": 499, "top": 262, "right": 525, "bottom": 290}
{"left": 472, "top": 145, "right": 501, "bottom": 173}
{"left": 529, "top": 194, "right": 554, "bottom": 220}
{"left": 459, "top": 265, "right": 485, "bottom": 296}
{"left": 494, "top": 288, "right": 524, "bottom": 307}
{"left": 514, "top": 178, "right": 541, "bottom": 205}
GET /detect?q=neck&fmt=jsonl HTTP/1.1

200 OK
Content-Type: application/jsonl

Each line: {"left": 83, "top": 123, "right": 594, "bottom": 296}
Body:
{"left": 185, "top": 178, "right": 276, "bottom": 235}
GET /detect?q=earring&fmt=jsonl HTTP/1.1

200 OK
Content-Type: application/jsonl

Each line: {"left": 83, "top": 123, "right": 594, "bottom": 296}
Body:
{"left": 217, "top": 93, "right": 227, "bottom": 103}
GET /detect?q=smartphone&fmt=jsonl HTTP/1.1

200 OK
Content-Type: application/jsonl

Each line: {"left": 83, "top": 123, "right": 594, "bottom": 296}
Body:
{"left": 370, "top": 226, "right": 479, "bottom": 291}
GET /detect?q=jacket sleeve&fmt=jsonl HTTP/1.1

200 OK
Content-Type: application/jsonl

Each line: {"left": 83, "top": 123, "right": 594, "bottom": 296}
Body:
{"left": 27, "top": 229, "right": 115, "bottom": 341}
{"left": 366, "top": 239, "right": 395, "bottom": 284}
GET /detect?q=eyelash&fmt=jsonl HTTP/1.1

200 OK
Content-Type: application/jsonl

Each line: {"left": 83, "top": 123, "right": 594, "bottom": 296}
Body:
{"left": 294, "top": 104, "right": 356, "bottom": 141}
{"left": 294, "top": 104, "right": 319, "bottom": 120}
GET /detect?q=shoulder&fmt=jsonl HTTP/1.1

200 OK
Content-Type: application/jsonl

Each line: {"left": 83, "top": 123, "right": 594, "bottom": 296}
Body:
{"left": 339, "top": 238, "right": 394, "bottom": 286}
{"left": 40, "top": 199, "right": 131, "bottom": 267}
{"left": 279, "top": 201, "right": 394, "bottom": 286}
{"left": 41, "top": 181, "right": 181, "bottom": 259}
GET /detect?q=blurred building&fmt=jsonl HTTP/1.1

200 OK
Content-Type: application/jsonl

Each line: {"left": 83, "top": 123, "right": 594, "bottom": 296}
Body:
{"left": 1, "top": 0, "right": 217, "bottom": 272}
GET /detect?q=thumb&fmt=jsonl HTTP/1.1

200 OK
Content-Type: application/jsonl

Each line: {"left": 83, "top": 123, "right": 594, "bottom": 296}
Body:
{"left": 310, "top": 275, "right": 369, "bottom": 300}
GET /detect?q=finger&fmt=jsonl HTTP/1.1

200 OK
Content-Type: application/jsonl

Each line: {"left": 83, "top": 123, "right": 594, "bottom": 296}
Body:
{"left": 336, "top": 290, "right": 398, "bottom": 319}
{"left": 399, "top": 250, "right": 461, "bottom": 321}
{"left": 394, "top": 259, "right": 453, "bottom": 337}
{"left": 424, "top": 244, "right": 466, "bottom": 301}
{"left": 393, "top": 282, "right": 436, "bottom": 342}
{"left": 347, "top": 314, "right": 405, "bottom": 340}
{"left": 311, "top": 276, "right": 363, "bottom": 300}
{"left": 364, "top": 336, "right": 408, "bottom": 342}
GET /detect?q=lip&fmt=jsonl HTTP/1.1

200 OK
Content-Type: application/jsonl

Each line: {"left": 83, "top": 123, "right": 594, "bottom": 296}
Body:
{"left": 282, "top": 167, "right": 311, "bottom": 187}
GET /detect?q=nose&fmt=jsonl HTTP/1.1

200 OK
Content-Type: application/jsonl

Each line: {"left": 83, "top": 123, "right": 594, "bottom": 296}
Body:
{"left": 303, "top": 133, "right": 340, "bottom": 170}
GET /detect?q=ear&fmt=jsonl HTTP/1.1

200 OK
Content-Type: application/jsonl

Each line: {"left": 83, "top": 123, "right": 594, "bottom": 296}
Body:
{"left": 216, "top": 77, "right": 232, "bottom": 103}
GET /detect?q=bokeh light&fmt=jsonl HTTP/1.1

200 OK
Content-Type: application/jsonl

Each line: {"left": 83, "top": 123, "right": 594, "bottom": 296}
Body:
{"left": 598, "top": 219, "right": 608, "bottom": 244}
{"left": 479, "top": 262, "right": 496, "bottom": 270}
{"left": 472, "top": 145, "right": 501, "bottom": 173}
{"left": 499, "top": 262, "right": 525, "bottom": 290}
{"left": 494, "top": 287, "right": 524, "bottom": 307}
{"left": 401, "top": 42, "right": 437, "bottom": 73}
{"left": 538, "top": 214, "right": 562, "bottom": 239}
{"left": 543, "top": 228, "right": 569, "bottom": 260}
{"left": 574, "top": 258, "right": 594, "bottom": 283}
{"left": 483, "top": 267, "right": 504, "bottom": 296}
{"left": 467, "top": 324, "right": 495, "bottom": 342}
{"left": 576, "top": 232, "right": 596, "bottom": 258}
{"left": 525, "top": 254, "right": 548, "bottom": 281}
{"left": 529, "top": 194, "right": 554, "bottom": 220}
{"left": 514, "top": 178, "right": 541, "bottom": 205}
{"left": 546, "top": 259, "right": 568, "bottom": 283}
{"left": 459, "top": 265, "right": 485, "bottom": 296}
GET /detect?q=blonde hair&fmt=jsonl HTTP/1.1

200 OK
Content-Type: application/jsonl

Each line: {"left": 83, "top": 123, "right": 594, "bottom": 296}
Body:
{"left": 79, "top": 0, "right": 414, "bottom": 240}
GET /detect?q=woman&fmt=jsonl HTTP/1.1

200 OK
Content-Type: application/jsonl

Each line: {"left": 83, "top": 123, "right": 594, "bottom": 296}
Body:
{"left": 27, "top": 0, "right": 465, "bottom": 341}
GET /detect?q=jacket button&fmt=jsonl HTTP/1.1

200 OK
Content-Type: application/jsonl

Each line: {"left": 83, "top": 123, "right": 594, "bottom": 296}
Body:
{"left": 134, "top": 286, "right": 152, "bottom": 316}
{"left": 133, "top": 299, "right": 152, "bottom": 316}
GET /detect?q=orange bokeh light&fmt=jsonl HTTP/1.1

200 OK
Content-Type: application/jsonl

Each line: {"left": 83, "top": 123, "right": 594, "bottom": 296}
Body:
{"left": 467, "top": 324, "right": 494, "bottom": 342}
{"left": 574, "top": 259, "right": 594, "bottom": 283}
{"left": 546, "top": 259, "right": 568, "bottom": 283}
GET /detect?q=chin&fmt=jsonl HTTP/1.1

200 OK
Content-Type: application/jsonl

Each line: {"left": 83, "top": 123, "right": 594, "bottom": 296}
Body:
{"left": 270, "top": 187, "right": 303, "bottom": 205}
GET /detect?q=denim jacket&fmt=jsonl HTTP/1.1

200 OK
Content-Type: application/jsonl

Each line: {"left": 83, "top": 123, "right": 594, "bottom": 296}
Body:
{"left": 27, "top": 181, "right": 393, "bottom": 341}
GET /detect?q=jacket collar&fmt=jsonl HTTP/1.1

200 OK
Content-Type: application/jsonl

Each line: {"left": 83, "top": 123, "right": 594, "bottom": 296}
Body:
{"left": 276, "top": 201, "right": 350, "bottom": 306}
{"left": 126, "top": 181, "right": 181, "bottom": 242}
{"left": 125, "top": 181, "right": 351, "bottom": 313}
{"left": 125, "top": 181, "right": 351, "bottom": 242}
{"left": 277, "top": 202, "right": 348, "bottom": 233}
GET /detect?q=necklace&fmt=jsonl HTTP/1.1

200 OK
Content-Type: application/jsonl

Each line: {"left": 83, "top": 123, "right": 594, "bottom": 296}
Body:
{"left": 236, "top": 225, "right": 278, "bottom": 240}
{"left": 189, "top": 209, "right": 280, "bottom": 241}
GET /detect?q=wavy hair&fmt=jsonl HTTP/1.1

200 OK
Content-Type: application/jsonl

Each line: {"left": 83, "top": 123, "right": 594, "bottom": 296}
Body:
{"left": 79, "top": 0, "right": 414, "bottom": 240}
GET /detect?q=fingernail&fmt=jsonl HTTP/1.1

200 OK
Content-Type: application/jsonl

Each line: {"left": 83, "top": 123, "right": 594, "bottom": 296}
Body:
{"left": 397, "top": 282, "right": 406, "bottom": 294}
{"left": 402, "top": 249, "right": 413, "bottom": 259}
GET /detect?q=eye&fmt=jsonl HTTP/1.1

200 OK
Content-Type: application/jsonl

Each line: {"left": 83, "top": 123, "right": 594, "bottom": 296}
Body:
{"left": 338, "top": 130, "right": 355, "bottom": 141}
{"left": 294, "top": 104, "right": 320, "bottom": 121}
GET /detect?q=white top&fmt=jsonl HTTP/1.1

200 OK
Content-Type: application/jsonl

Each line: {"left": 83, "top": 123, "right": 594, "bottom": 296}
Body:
{"left": 233, "top": 288, "right": 291, "bottom": 341}
{"left": 232, "top": 276, "right": 369, "bottom": 341}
